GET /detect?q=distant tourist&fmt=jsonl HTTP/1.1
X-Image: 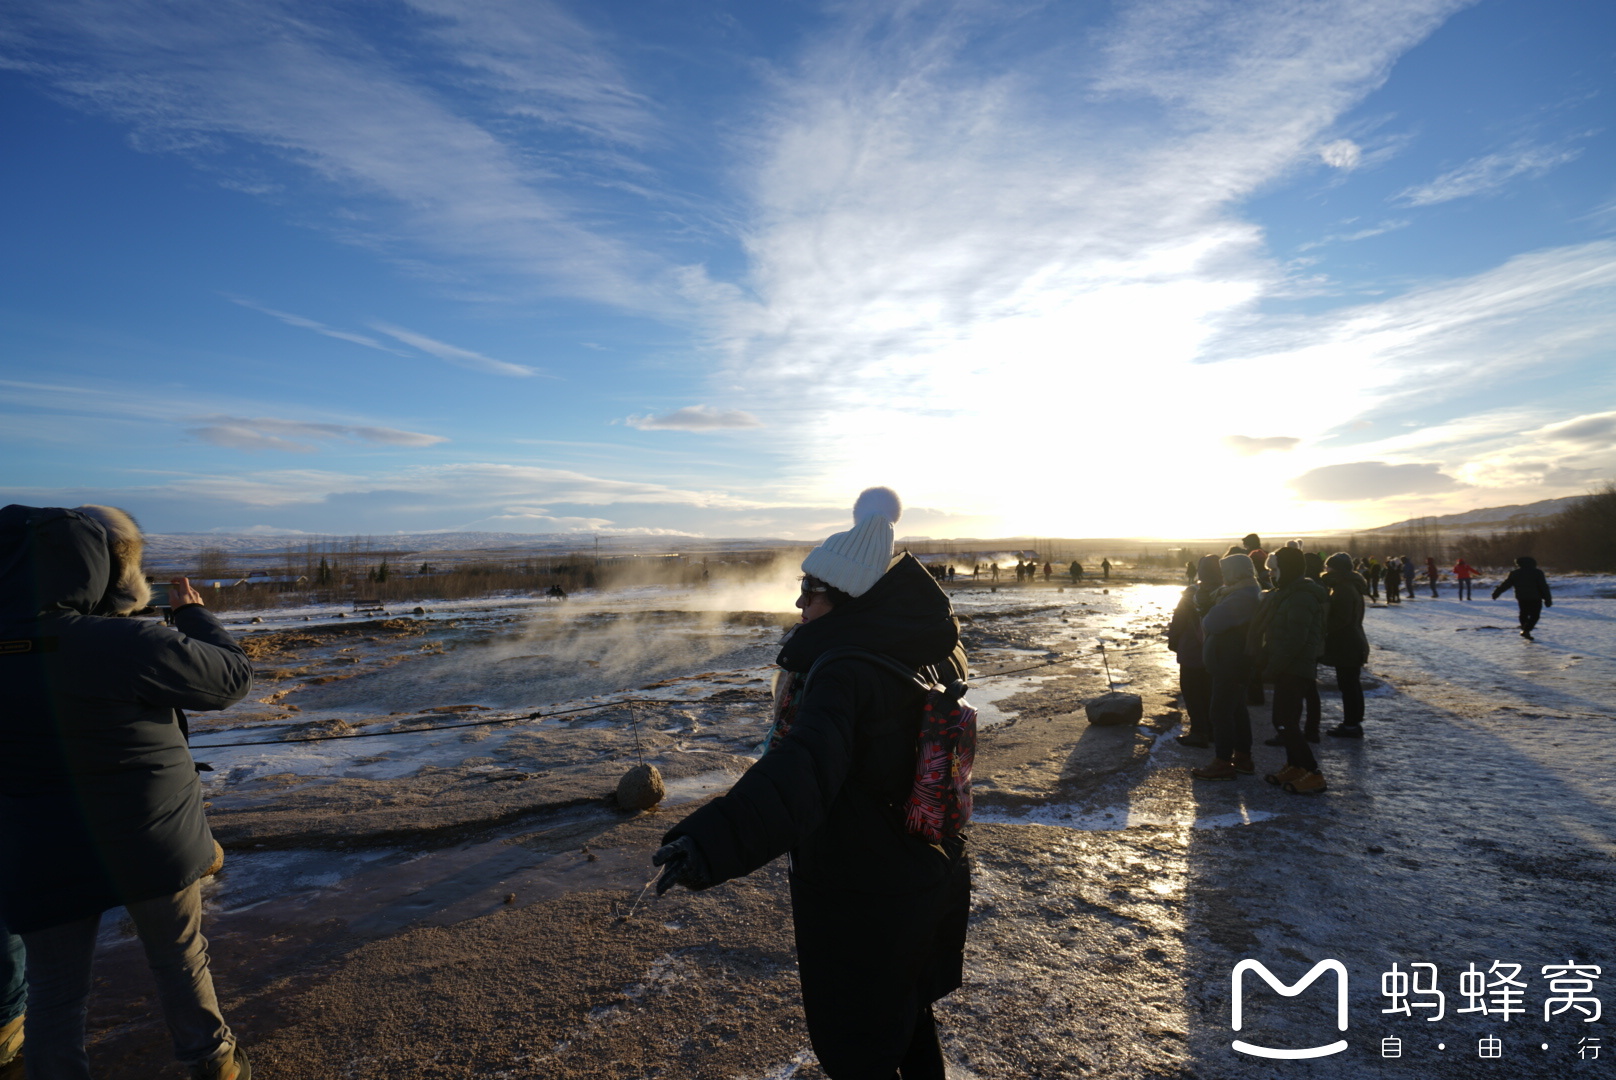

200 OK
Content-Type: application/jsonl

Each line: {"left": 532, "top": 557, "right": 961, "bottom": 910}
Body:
{"left": 652, "top": 488, "right": 970, "bottom": 1078}
{"left": 1452, "top": 558, "right": 1476, "bottom": 601}
{"left": 1492, "top": 556, "right": 1553, "bottom": 640}
{"left": 1043, "top": 561, "right": 1051, "bottom": 581}
{"left": 1320, "top": 553, "right": 1371, "bottom": 739}
{"left": 1426, "top": 557, "right": 1440, "bottom": 598}
{"left": 1384, "top": 557, "right": 1401, "bottom": 603}
{"left": 1241, "top": 534, "right": 1271, "bottom": 590}
{"left": 1168, "top": 555, "right": 1221, "bottom": 748}
{"left": 1191, "top": 552, "right": 1261, "bottom": 781}
{"left": 1101, "top": 558, "right": 1111, "bottom": 579}
{"left": 1069, "top": 560, "right": 1083, "bottom": 582}
{"left": 1402, "top": 554, "right": 1417, "bottom": 601}
{"left": 1252, "top": 547, "right": 1329, "bottom": 793}
{"left": 1365, "top": 556, "right": 1382, "bottom": 600}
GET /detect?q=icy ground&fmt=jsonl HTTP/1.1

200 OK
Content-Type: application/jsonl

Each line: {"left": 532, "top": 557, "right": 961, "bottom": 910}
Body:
{"left": 81, "top": 575, "right": 1614, "bottom": 1079}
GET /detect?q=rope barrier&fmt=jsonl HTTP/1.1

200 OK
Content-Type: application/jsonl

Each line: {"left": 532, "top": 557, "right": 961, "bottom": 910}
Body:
{"left": 188, "top": 641, "right": 1164, "bottom": 751}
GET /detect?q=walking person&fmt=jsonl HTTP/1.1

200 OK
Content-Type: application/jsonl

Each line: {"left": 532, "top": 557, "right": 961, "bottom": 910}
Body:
{"left": 1321, "top": 553, "right": 1371, "bottom": 739}
{"left": 1453, "top": 558, "right": 1476, "bottom": 601}
{"left": 0, "top": 505, "right": 254, "bottom": 1080}
{"left": 1258, "top": 547, "right": 1329, "bottom": 793}
{"left": 1365, "top": 556, "right": 1382, "bottom": 601}
{"left": 1383, "top": 557, "right": 1401, "bottom": 603}
{"left": 1402, "top": 554, "right": 1417, "bottom": 601}
{"left": 1426, "top": 557, "right": 1440, "bottom": 599}
{"left": 1492, "top": 556, "right": 1553, "bottom": 640}
{"left": 1191, "top": 553, "right": 1262, "bottom": 780}
{"left": 653, "top": 488, "right": 970, "bottom": 1079}
{"left": 1168, "top": 555, "right": 1221, "bottom": 748}
{"left": 1101, "top": 558, "right": 1111, "bottom": 580}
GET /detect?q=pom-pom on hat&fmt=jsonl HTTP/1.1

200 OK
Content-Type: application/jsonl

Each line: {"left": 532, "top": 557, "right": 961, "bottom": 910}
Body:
{"left": 801, "top": 487, "right": 902, "bottom": 598}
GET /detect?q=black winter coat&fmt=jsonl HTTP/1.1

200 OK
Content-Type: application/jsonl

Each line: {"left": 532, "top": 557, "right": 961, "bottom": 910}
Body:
{"left": 664, "top": 553, "right": 969, "bottom": 1074}
{"left": 0, "top": 505, "right": 253, "bottom": 933}
{"left": 1493, "top": 558, "right": 1553, "bottom": 604}
{"left": 1318, "top": 569, "right": 1370, "bottom": 668}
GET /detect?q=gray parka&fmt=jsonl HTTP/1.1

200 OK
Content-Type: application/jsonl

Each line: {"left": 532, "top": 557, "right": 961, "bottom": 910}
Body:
{"left": 0, "top": 505, "right": 252, "bottom": 933}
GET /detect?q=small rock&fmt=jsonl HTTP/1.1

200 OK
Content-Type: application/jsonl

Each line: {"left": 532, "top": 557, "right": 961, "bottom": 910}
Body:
{"left": 250, "top": 616, "right": 263, "bottom": 624}
{"left": 413, "top": 606, "right": 426, "bottom": 615}
{"left": 616, "top": 763, "right": 666, "bottom": 810}
{"left": 504, "top": 893, "right": 516, "bottom": 904}
{"left": 1084, "top": 691, "right": 1143, "bottom": 726}
{"left": 1367, "top": 845, "right": 1386, "bottom": 854}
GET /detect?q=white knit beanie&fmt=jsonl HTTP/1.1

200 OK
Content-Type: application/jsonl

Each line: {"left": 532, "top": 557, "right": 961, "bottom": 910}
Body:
{"left": 801, "top": 487, "right": 901, "bottom": 598}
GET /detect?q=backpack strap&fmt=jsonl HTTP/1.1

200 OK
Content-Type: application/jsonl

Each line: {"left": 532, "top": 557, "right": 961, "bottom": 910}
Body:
{"left": 802, "top": 645, "right": 969, "bottom": 702}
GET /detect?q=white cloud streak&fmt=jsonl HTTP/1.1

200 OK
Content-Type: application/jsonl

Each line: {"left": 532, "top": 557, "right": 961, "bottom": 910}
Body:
{"left": 1395, "top": 141, "right": 1585, "bottom": 206}
{"left": 227, "top": 297, "right": 401, "bottom": 353}
{"left": 370, "top": 323, "right": 544, "bottom": 378}
{"left": 1, "top": 0, "right": 669, "bottom": 307}
{"left": 186, "top": 415, "right": 449, "bottom": 453}
{"left": 625, "top": 405, "right": 762, "bottom": 431}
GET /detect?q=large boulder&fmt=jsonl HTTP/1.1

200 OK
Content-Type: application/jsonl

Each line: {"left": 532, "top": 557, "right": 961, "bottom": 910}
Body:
{"left": 1084, "top": 691, "right": 1143, "bottom": 727}
{"left": 616, "top": 763, "right": 666, "bottom": 810}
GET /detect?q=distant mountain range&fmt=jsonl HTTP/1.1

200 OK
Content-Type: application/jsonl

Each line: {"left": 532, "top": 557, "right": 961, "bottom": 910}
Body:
{"left": 141, "top": 493, "right": 1586, "bottom": 566}
{"left": 1364, "top": 495, "right": 1583, "bottom": 535}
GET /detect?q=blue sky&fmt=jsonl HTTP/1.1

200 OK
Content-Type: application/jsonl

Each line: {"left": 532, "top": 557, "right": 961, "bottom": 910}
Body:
{"left": 3, "top": 0, "right": 1613, "bottom": 540}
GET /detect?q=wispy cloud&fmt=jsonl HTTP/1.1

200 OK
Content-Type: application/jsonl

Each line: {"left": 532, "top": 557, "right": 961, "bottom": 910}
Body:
{"left": 371, "top": 323, "right": 545, "bottom": 378}
{"left": 1, "top": 0, "right": 668, "bottom": 307}
{"left": 186, "top": 415, "right": 449, "bottom": 453}
{"left": 1297, "top": 218, "right": 1410, "bottom": 251}
{"left": 227, "top": 297, "right": 401, "bottom": 353}
{"left": 625, "top": 405, "right": 762, "bottom": 431}
{"left": 1395, "top": 141, "right": 1585, "bottom": 206}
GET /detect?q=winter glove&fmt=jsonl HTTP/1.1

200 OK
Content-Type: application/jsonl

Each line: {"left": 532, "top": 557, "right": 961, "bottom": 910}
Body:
{"left": 1544, "top": 600, "right": 1552, "bottom": 607}
{"left": 652, "top": 835, "right": 714, "bottom": 895}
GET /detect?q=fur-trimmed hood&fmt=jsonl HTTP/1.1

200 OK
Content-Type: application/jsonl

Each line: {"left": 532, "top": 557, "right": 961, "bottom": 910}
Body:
{"left": 75, "top": 505, "right": 151, "bottom": 615}
{"left": 0, "top": 504, "right": 150, "bottom": 621}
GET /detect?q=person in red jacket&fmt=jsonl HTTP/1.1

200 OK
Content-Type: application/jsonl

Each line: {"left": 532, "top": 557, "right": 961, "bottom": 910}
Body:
{"left": 1452, "top": 558, "right": 1476, "bottom": 601}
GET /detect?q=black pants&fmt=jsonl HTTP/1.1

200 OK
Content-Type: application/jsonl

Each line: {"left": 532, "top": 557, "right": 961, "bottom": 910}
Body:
{"left": 1210, "top": 668, "right": 1253, "bottom": 759}
{"left": 1519, "top": 598, "right": 1543, "bottom": 633}
{"left": 1271, "top": 674, "right": 1319, "bottom": 771}
{"left": 1334, "top": 665, "right": 1364, "bottom": 726}
{"left": 1429, "top": 577, "right": 1439, "bottom": 598}
{"left": 1385, "top": 578, "right": 1399, "bottom": 602}
{"left": 1457, "top": 579, "right": 1472, "bottom": 600}
{"left": 1304, "top": 678, "right": 1321, "bottom": 735}
{"left": 1179, "top": 665, "right": 1212, "bottom": 738}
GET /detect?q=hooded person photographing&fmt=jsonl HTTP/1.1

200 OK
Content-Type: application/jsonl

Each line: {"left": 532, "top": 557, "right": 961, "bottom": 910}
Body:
{"left": 652, "top": 488, "right": 971, "bottom": 1079}
{"left": 0, "top": 505, "right": 253, "bottom": 1080}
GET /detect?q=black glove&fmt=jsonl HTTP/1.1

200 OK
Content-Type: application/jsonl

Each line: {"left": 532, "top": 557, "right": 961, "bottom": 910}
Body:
{"left": 1544, "top": 600, "right": 1552, "bottom": 608}
{"left": 652, "top": 835, "right": 713, "bottom": 895}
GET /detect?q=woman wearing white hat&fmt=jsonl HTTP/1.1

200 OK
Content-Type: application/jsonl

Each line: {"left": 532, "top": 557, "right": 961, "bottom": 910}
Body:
{"left": 654, "top": 487, "right": 970, "bottom": 1078}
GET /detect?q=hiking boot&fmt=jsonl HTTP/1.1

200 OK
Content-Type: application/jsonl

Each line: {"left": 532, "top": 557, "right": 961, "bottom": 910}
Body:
{"left": 0, "top": 1014, "right": 22, "bottom": 1069}
{"left": 1191, "top": 758, "right": 1240, "bottom": 780}
{"left": 1521, "top": 630, "right": 1534, "bottom": 640}
{"left": 1327, "top": 723, "right": 1364, "bottom": 739}
{"left": 1265, "top": 764, "right": 1307, "bottom": 787}
{"left": 1230, "top": 751, "right": 1255, "bottom": 775}
{"left": 1175, "top": 733, "right": 1210, "bottom": 749}
{"left": 1282, "top": 771, "right": 1328, "bottom": 795}
{"left": 191, "top": 1045, "right": 250, "bottom": 1080}
{"left": 1262, "top": 735, "right": 1286, "bottom": 747}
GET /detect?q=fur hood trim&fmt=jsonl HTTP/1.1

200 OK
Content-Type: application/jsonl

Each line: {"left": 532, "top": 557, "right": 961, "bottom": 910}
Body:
{"left": 76, "top": 504, "right": 151, "bottom": 615}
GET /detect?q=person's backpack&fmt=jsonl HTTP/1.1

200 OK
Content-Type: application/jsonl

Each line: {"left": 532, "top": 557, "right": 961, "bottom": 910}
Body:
{"left": 803, "top": 646, "right": 977, "bottom": 842}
